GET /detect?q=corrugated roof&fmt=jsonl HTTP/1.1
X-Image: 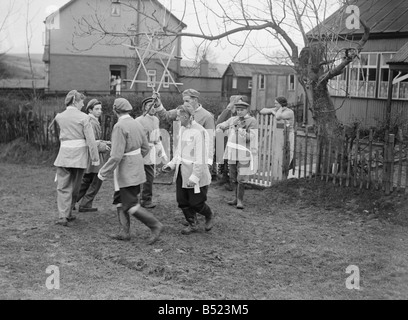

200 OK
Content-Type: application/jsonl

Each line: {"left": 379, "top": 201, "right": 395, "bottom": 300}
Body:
{"left": 180, "top": 61, "right": 228, "bottom": 78}
{"left": 227, "top": 63, "right": 294, "bottom": 77}
{"left": 388, "top": 41, "right": 408, "bottom": 64}
{"left": 307, "top": 0, "right": 408, "bottom": 38}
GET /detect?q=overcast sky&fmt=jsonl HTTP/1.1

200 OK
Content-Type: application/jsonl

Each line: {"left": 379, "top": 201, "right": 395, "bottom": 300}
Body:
{"left": 0, "top": 0, "right": 339, "bottom": 64}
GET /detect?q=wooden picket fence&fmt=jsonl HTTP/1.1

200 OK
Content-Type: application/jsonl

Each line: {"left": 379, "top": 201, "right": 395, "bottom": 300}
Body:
{"left": 287, "top": 127, "right": 408, "bottom": 195}
{"left": 249, "top": 114, "right": 408, "bottom": 195}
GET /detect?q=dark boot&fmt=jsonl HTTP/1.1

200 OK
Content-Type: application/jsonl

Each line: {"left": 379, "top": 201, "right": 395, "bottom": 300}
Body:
{"left": 227, "top": 183, "right": 238, "bottom": 206}
{"left": 224, "top": 179, "right": 233, "bottom": 191}
{"left": 110, "top": 207, "right": 131, "bottom": 241}
{"left": 130, "top": 204, "right": 163, "bottom": 245}
{"left": 197, "top": 204, "right": 215, "bottom": 232}
{"left": 181, "top": 207, "right": 198, "bottom": 235}
{"left": 236, "top": 184, "right": 245, "bottom": 209}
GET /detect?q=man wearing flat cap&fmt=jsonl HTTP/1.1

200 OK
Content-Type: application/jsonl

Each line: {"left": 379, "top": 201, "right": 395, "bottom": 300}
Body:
{"left": 162, "top": 104, "right": 215, "bottom": 235}
{"left": 135, "top": 97, "right": 167, "bottom": 209}
{"left": 215, "top": 95, "right": 248, "bottom": 191}
{"left": 54, "top": 90, "right": 100, "bottom": 226}
{"left": 74, "top": 99, "right": 111, "bottom": 213}
{"left": 216, "top": 100, "right": 258, "bottom": 210}
{"left": 98, "top": 98, "right": 164, "bottom": 244}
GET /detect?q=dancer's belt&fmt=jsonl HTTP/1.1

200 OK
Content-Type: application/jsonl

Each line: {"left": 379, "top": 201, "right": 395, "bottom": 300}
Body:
{"left": 61, "top": 139, "right": 86, "bottom": 148}
{"left": 226, "top": 142, "right": 254, "bottom": 170}
{"left": 113, "top": 148, "right": 141, "bottom": 191}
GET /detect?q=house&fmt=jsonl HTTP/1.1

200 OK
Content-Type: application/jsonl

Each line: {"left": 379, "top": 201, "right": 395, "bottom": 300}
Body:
{"left": 222, "top": 62, "right": 304, "bottom": 115}
{"left": 43, "top": 0, "right": 186, "bottom": 95}
{"left": 178, "top": 59, "right": 228, "bottom": 97}
{"left": 310, "top": 0, "right": 408, "bottom": 128}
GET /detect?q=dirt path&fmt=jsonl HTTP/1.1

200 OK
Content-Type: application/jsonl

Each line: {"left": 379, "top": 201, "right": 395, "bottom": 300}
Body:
{"left": 1, "top": 161, "right": 408, "bottom": 300}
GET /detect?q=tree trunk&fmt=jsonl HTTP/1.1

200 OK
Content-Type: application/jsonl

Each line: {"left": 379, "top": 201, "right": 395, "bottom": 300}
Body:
{"left": 310, "top": 82, "right": 343, "bottom": 142}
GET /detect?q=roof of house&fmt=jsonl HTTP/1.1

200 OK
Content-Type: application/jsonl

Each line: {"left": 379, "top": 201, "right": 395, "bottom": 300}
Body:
{"left": 388, "top": 41, "right": 408, "bottom": 64}
{"left": 179, "top": 61, "right": 228, "bottom": 78}
{"left": 307, "top": 0, "right": 408, "bottom": 38}
{"left": 225, "top": 62, "right": 294, "bottom": 77}
{"left": 45, "top": 0, "right": 187, "bottom": 29}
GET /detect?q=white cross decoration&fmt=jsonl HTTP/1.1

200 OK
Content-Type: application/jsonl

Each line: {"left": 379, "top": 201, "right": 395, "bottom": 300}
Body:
{"left": 122, "top": 33, "right": 183, "bottom": 93}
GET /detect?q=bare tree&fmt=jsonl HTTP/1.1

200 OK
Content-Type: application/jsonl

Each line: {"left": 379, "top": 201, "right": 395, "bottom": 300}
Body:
{"left": 73, "top": 0, "right": 370, "bottom": 141}
{"left": 24, "top": 0, "right": 41, "bottom": 99}
{"left": 0, "top": 0, "right": 18, "bottom": 77}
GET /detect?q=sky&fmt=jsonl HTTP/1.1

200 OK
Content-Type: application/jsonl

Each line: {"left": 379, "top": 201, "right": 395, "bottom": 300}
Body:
{"left": 0, "top": 0, "right": 340, "bottom": 64}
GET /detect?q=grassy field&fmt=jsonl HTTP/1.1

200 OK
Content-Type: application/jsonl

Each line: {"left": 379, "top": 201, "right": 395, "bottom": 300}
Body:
{"left": 1, "top": 139, "right": 408, "bottom": 300}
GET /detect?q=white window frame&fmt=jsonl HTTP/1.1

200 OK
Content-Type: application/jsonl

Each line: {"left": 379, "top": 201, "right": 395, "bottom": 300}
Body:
{"left": 111, "top": 4, "right": 121, "bottom": 17}
{"left": 147, "top": 70, "right": 156, "bottom": 88}
{"left": 258, "top": 74, "right": 265, "bottom": 90}
{"left": 232, "top": 77, "right": 238, "bottom": 89}
{"left": 288, "top": 74, "right": 295, "bottom": 91}
{"left": 163, "top": 72, "right": 170, "bottom": 88}
{"left": 328, "top": 51, "right": 408, "bottom": 100}
{"left": 348, "top": 52, "right": 378, "bottom": 98}
{"left": 248, "top": 79, "right": 252, "bottom": 89}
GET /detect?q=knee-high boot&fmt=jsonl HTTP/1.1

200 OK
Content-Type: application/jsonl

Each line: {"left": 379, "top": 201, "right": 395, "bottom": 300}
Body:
{"left": 129, "top": 204, "right": 164, "bottom": 245}
{"left": 197, "top": 203, "right": 215, "bottom": 232}
{"left": 236, "top": 184, "right": 245, "bottom": 209}
{"left": 110, "top": 206, "right": 131, "bottom": 241}
{"left": 180, "top": 207, "right": 199, "bottom": 235}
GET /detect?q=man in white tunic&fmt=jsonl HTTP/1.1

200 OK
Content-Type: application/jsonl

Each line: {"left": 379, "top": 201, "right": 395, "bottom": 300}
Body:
{"left": 54, "top": 90, "right": 99, "bottom": 226}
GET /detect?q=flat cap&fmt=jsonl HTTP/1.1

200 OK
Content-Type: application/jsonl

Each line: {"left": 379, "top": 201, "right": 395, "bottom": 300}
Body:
{"left": 65, "top": 90, "right": 85, "bottom": 106}
{"left": 182, "top": 89, "right": 200, "bottom": 99}
{"left": 86, "top": 99, "right": 102, "bottom": 112}
{"left": 113, "top": 98, "right": 133, "bottom": 112}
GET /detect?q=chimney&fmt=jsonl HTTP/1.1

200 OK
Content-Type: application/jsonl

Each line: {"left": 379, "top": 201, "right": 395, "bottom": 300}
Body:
{"left": 200, "top": 58, "right": 209, "bottom": 77}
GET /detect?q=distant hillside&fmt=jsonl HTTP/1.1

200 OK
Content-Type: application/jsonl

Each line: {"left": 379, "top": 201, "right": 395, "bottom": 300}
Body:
{"left": 0, "top": 53, "right": 45, "bottom": 79}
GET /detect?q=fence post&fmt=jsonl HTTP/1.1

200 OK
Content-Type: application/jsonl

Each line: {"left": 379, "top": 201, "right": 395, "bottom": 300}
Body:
{"left": 384, "top": 134, "right": 395, "bottom": 195}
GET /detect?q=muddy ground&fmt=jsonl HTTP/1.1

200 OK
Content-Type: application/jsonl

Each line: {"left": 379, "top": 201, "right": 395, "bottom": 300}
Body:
{"left": 1, "top": 139, "right": 408, "bottom": 300}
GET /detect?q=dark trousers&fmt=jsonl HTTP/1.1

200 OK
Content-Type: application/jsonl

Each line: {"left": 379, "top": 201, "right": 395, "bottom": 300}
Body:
{"left": 76, "top": 172, "right": 103, "bottom": 208}
{"left": 229, "top": 161, "right": 250, "bottom": 185}
{"left": 112, "top": 186, "right": 141, "bottom": 213}
{"left": 176, "top": 169, "right": 208, "bottom": 213}
{"left": 141, "top": 164, "right": 154, "bottom": 203}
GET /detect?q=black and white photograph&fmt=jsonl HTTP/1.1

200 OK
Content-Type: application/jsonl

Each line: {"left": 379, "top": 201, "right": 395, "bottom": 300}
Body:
{"left": 1, "top": 0, "right": 407, "bottom": 303}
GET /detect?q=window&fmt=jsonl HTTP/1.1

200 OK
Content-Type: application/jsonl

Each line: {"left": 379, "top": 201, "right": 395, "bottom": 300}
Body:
{"left": 348, "top": 53, "right": 378, "bottom": 98}
{"left": 248, "top": 80, "right": 253, "bottom": 89}
{"left": 163, "top": 72, "right": 170, "bottom": 88}
{"left": 377, "top": 53, "right": 408, "bottom": 100}
{"left": 111, "top": 1, "right": 121, "bottom": 17}
{"left": 258, "top": 75, "right": 265, "bottom": 90}
{"left": 328, "top": 51, "right": 408, "bottom": 100}
{"left": 232, "top": 77, "right": 237, "bottom": 89}
{"left": 147, "top": 70, "right": 157, "bottom": 88}
{"left": 153, "top": 37, "right": 164, "bottom": 50}
{"left": 288, "top": 74, "right": 295, "bottom": 91}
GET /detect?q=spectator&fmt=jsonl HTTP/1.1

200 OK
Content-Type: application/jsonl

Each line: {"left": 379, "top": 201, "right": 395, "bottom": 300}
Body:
{"left": 216, "top": 100, "right": 258, "bottom": 210}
